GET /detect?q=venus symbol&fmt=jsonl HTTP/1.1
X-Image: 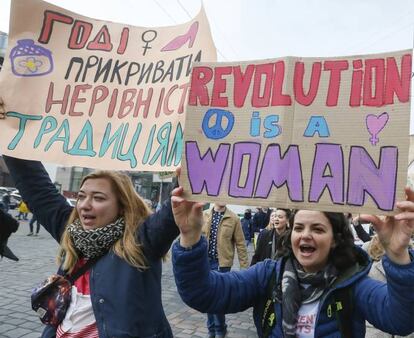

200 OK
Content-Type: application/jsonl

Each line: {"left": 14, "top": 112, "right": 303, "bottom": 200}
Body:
{"left": 365, "top": 112, "right": 389, "bottom": 146}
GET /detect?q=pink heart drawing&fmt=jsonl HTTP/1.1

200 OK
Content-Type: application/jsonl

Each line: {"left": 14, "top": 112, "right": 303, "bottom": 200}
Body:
{"left": 365, "top": 112, "right": 389, "bottom": 146}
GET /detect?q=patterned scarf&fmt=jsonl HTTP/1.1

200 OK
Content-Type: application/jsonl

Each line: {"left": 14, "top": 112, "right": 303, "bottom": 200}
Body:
{"left": 68, "top": 217, "right": 125, "bottom": 258}
{"left": 281, "top": 257, "right": 338, "bottom": 337}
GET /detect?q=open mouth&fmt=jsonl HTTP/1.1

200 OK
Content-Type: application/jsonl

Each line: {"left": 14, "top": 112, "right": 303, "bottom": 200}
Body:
{"left": 299, "top": 244, "right": 316, "bottom": 254}
{"left": 82, "top": 215, "right": 96, "bottom": 223}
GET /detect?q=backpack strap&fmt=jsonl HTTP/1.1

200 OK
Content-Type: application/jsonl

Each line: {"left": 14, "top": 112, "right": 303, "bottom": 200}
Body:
{"left": 261, "top": 268, "right": 277, "bottom": 338}
{"left": 327, "top": 286, "right": 354, "bottom": 338}
{"left": 260, "top": 258, "right": 286, "bottom": 338}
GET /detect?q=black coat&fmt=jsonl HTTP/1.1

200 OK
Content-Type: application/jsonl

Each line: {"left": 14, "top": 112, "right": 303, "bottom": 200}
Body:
{"left": 252, "top": 210, "right": 266, "bottom": 233}
{"left": 250, "top": 228, "right": 281, "bottom": 266}
{"left": 0, "top": 207, "right": 19, "bottom": 260}
{"left": 0, "top": 208, "right": 18, "bottom": 238}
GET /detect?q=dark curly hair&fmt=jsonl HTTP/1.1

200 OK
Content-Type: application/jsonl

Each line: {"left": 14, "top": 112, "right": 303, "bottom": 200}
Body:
{"left": 276, "top": 208, "right": 292, "bottom": 222}
{"left": 276, "top": 210, "right": 360, "bottom": 271}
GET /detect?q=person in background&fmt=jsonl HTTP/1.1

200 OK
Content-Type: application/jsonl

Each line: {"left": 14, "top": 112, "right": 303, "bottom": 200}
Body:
{"left": 17, "top": 200, "right": 29, "bottom": 220}
{"left": 252, "top": 207, "right": 272, "bottom": 249}
{"left": 352, "top": 214, "right": 373, "bottom": 242}
{"left": 362, "top": 234, "right": 414, "bottom": 338}
{"left": 252, "top": 207, "right": 267, "bottom": 234}
{"left": 251, "top": 208, "right": 290, "bottom": 265}
{"left": 172, "top": 187, "right": 414, "bottom": 338}
{"left": 27, "top": 214, "right": 41, "bottom": 236}
{"left": 202, "top": 203, "right": 249, "bottom": 338}
{"left": 241, "top": 208, "right": 253, "bottom": 247}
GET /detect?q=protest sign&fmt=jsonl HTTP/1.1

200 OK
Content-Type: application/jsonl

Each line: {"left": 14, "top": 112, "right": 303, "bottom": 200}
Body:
{"left": 0, "top": 0, "right": 216, "bottom": 170}
{"left": 181, "top": 50, "right": 412, "bottom": 214}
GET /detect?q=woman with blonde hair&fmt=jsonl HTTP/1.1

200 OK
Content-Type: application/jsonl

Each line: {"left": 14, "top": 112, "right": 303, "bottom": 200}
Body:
{"left": 4, "top": 155, "right": 184, "bottom": 338}
{"left": 58, "top": 170, "right": 152, "bottom": 272}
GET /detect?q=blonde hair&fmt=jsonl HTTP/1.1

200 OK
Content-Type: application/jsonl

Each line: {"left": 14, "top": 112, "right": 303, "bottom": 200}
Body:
{"left": 367, "top": 235, "right": 385, "bottom": 261}
{"left": 265, "top": 210, "right": 277, "bottom": 230}
{"left": 57, "top": 170, "right": 152, "bottom": 273}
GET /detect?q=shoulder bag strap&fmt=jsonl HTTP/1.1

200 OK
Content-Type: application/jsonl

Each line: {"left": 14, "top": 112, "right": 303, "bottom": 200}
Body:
{"left": 66, "top": 254, "right": 104, "bottom": 284}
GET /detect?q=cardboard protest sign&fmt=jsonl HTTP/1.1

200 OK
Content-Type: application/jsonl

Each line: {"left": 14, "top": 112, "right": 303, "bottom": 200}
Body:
{"left": 181, "top": 50, "right": 412, "bottom": 214}
{"left": 0, "top": 0, "right": 216, "bottom": 171}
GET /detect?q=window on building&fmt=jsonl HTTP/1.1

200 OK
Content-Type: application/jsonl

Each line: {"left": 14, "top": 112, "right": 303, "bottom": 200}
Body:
{"left": 70, "top": 167, "right": 92, "bottom": 192}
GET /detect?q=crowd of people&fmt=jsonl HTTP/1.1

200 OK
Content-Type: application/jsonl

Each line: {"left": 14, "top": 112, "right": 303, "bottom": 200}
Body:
{"left": 0, "top": 2, "right": 412, "bottom": 337}
{"left": 0, "top": 155, "right": 413, "bottom": 338}
{"left": 0, "top": 5, "right": 412, "bottom": 338}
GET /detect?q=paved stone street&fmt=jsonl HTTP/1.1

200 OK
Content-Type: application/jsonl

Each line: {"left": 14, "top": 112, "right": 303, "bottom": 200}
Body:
{"left": 0, "top": 213, "right": 258, "bottom": 338}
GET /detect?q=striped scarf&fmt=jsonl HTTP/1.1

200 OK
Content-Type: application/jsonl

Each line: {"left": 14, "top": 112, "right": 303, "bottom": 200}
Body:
{"left": 281, "top": 257, "right": 338, "bottom": 337}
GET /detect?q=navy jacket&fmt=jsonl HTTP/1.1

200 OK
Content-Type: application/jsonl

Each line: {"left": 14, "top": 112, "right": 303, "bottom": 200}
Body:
{"left": 173, "top": 236, "right": 414, "bottom": 338}
{"left": 240, "top": 217, "right": 252, "bottom": 241}
{"left": 4, "top": 156, "right": 179, "bottom": 338}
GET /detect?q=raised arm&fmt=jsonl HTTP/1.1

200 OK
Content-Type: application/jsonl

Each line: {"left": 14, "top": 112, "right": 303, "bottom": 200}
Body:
{"left": 351, "top": 217, "right": 372, "bottom": 242}
{"left": 356, "top": 187, "right": 414, "bottom": 335}
{"left": 354, "top": 255, "right": 414, "bottom": 335}
{"left": 171, "top": 187, "right": 274, "bottom": 313}
{"left": 3, "top": 155, "right": 72, "bottom": 241}
{"left": 138, "top": 197, "right": 179, "bottom": 259}
{"left": 173, "top": 236, "right": 272, "bottom": 314}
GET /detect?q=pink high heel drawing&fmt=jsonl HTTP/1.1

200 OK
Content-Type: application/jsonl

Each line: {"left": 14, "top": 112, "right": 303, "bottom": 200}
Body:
{"left": 161, "top": 21, "right": 199, "bottom": 52}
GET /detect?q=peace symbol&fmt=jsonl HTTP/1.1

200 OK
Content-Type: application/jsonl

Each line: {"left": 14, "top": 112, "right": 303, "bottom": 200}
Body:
{"left": 202, "top": 109, "right": 235, "bottom": 140}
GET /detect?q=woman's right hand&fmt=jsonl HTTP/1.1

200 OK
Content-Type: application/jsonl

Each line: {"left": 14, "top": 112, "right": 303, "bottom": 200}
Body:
{"left": 171, "top": 186, "right": 205, "bottom": 248}
{"left": 361, "top": 187, "right": 414, "bottom": 265}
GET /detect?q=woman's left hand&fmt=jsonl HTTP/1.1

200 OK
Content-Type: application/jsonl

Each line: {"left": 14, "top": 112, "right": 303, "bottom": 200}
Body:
{"left": 361, "top": 187, "right": 414, "bottom": 265}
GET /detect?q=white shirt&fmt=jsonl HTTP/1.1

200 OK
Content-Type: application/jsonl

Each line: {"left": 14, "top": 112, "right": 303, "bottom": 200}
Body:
{"left": 296, "top": 300, "right": 319, "bottom": 338}
{"left": 56, "top": 259, "right": 98, "bottom": 338}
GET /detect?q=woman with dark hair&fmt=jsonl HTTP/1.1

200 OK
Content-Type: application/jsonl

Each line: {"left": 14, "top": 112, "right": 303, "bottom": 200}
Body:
{"left": 275, "top": 210, "right": 358, "bottom": 271}
{"left": 251, "top": 208, "right": 291, "bottom": 265}
{"left": 171, "top": 192, "right": 414, "bottom": 338}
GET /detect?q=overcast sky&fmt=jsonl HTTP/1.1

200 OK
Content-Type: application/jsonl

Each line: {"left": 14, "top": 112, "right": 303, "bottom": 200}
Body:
{"left": 1, "top": 0, "right": 414, "bottom": 178}
{"left": 2, "top": 0, "right": 413, "bottom": 58}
